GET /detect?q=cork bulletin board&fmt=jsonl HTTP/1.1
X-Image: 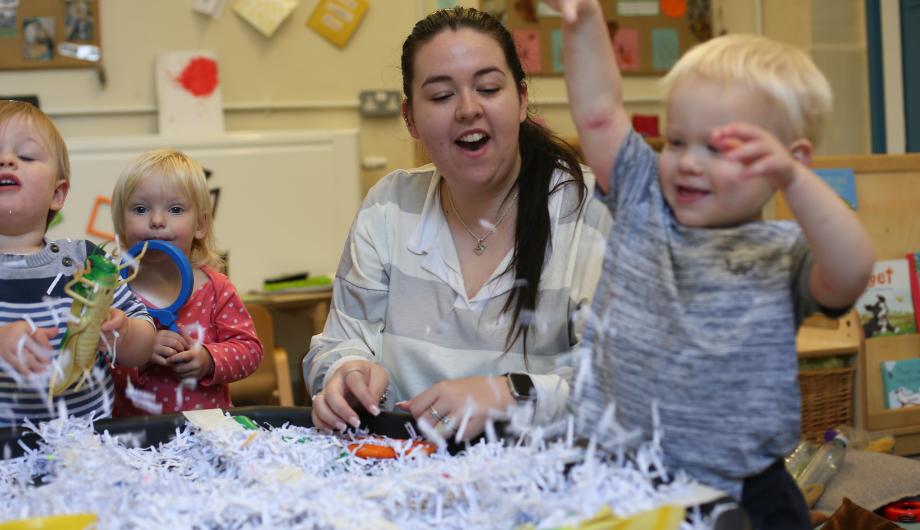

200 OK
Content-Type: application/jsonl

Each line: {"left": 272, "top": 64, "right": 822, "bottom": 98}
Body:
{"left": 482, "top": 0, "right": 711, "bottom": 76}
{"left": 0, "top": 0, "right": 101, "bottom": 70}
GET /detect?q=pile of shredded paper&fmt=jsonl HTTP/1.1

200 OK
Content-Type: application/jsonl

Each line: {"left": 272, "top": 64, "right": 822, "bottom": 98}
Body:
{"left": 0, "top": 411, "right": 732, "bottom": 530}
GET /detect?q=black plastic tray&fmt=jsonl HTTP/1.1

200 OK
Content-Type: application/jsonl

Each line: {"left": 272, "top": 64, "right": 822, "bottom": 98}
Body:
{"left": 0, "top": 406, "right": 417, "bottom": 458}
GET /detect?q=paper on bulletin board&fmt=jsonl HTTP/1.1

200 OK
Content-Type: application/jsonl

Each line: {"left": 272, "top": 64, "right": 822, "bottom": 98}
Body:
{"left": 613, "top": 27, "right": 641, "bottom": 71}
{"left": 537, "top": 1, "right": 559, "bottom": 17}
{"left": 512, "top": 28, "right": 541, "bottom": 74}
{"left": 234, "top": 0, "right": 298, "bottom": 37}
{"left": 501, "top": 0, "right": 711, "bottom": 77}
{"left": 661, "top": 0, "right": 687, "bottom": 17}
{"left": 307, "top": 0, "right": 368, "bottom": 49}
{"left": 651, "top": 27, "right": 680, "bottom": 70}
{"left": 550, "top": 29, "right": 563, "bottom": 73}
{"left": 156, "top": 50, "right": 225, "bottom": 135}
{"left": 0, "top": 0, "right": 19, "bottom": 39}
{"left": 617, "top": 0, "right": 659, "bottom": 16}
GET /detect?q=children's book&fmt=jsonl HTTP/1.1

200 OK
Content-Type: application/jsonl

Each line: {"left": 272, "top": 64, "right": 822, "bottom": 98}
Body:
{"left": 856, "top": 259, "right": 916, "bottom": 339}
{"left": 906, "top": 252, "right": 920, "bottom": 331}
{"left": 881, "top": 358, "right": 920, "bottom": 409}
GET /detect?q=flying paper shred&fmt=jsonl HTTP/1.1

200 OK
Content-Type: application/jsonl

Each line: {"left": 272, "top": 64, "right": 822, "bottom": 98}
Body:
{"left": 233, "top": 0, "right": 298, "bottom": 37}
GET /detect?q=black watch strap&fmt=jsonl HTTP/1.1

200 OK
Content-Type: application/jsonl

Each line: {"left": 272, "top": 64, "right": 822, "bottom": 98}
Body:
{"left": 504, "top": 372, "right": 536, "bottom": 401}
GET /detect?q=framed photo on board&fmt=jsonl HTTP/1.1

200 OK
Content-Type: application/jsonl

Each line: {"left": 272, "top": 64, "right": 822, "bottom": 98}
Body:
{"left": 0, "top": 0, "right": 101, "bottom": 70}
{"left": 481, "top": 0, "right": 711, "bottom": 76}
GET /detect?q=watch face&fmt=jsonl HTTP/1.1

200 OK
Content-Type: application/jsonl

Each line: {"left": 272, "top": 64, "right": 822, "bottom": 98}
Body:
{"left": 508, "top": 373, "right": 535, "bottom": 400}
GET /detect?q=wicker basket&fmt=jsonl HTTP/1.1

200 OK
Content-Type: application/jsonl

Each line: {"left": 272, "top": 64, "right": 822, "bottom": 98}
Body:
{"left": 798, "top": 366, "right": 855, "bottom": 442}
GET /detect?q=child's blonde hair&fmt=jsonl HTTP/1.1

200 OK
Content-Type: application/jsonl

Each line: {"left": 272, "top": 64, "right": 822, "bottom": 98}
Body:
{"left": 0, "top": 100, "right": 70, "bottom": 226}
{"left": 111, "top": 149, "right": 223, "bottom": 269}
{"left": 660, "top": 34, "right": 832, "bottom": 145}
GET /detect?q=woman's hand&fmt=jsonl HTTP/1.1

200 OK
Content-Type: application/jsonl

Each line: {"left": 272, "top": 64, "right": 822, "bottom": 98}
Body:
{"left": 398, "top": 376, "right": 515, "bottom": 442}
{"left": 311, "top": 360, "right": 388, "bottom": 431}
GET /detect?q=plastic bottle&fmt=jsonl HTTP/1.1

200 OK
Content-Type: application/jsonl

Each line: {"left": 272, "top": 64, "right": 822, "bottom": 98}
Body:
{"left": 795, "top": 429, "right": 848, "bottom": 507}
{"left": 784, "top": 440, "right": 817, "bottom": 480}
{"left": 831, "top": 425, "right": 870, "bottom": 450}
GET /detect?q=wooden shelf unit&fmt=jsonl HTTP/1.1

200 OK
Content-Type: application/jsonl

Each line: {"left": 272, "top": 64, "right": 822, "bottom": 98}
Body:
{"left": 776, "top": 153, "right": 920, "bottom": 455}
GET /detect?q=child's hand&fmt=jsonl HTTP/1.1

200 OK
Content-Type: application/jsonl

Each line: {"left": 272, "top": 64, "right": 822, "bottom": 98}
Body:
{"left": 99, "top": 308, "right": 130, "bottom": 353}
{"left": 168, "top": 342, "right": 214, "bottom": 381}
{"left": 541, "top": 0, "right": 595, "bottom": 23}
{"left": 711, "top": 123, "right": 807, "bottom": 190}
{"left": 0, "top": 321, "right": 55, "bottom": 375}
{"left": 151, "top": 329, "right": 189, "bottom": 367}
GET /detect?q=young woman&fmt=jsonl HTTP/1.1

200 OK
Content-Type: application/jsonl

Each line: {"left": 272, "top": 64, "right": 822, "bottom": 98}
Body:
{"left": 305, "top": 7, "right": 611, "bottom": 440}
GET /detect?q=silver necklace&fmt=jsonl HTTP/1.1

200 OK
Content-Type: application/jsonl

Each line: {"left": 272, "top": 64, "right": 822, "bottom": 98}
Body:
{"left": 446, "top": 184, "right": 518, "bottom": 256}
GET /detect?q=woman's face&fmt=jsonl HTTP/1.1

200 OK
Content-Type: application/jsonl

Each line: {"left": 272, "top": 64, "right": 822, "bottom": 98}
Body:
{"left": 404, "top": 28, "right": 528, "bottom": 192}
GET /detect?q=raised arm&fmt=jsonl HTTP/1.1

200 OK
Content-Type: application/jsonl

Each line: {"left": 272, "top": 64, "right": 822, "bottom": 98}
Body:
{"left": 782, "top": 162, "right": 874, "bottom": 308}
{"left": 550, "top": 0, "right": 632, "bottom": 192}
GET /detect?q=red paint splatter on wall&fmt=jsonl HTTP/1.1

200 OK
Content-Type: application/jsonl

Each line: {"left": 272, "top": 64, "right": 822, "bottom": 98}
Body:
{"left": 176, "top": 57, "right": 219, "bottom": 97}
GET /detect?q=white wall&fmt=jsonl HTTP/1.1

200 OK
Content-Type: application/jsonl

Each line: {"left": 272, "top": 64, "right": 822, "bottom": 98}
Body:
{"left": 0, "top": 0, "right": 870, "bottom": 195}
{"left": 47, "top": 129, "right": 360, "bottom": 293}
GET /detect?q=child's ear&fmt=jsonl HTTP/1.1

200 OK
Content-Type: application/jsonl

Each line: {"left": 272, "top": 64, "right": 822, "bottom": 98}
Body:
{"left": 194, "top": 214, "right": 207, "bottom": 241}
{"left": 50, "top": 179, "right": 69, "bottom": 212}
{"left": 789, "top": 139, "right": 813, "bottom": 166}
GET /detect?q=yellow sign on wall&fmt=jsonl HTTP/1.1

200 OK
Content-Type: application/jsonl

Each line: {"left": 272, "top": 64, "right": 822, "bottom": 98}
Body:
{"left": 306, "top": 0, "right": 368, "bottom": 49}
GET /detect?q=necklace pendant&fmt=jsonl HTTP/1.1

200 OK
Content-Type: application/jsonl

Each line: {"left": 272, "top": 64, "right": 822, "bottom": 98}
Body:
{"left": 473, "top": 240, "right": 486, "bottom": 256}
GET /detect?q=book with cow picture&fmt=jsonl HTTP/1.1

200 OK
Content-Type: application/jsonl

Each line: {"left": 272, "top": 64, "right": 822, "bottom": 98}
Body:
{"left": 856, "top": 258, "right": 916, "bottom": 339}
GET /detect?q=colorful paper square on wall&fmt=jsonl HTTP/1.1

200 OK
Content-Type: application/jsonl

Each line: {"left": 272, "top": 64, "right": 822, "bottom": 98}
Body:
{"left": 617, "top": 0, "right": 658, "bottom": 16}
{"left": 613, "top": 27, "right": 640, "bottom": 71}
{"left": 307, "top": 0, "right": 368, "bottom": 49}
{"left": 512, "top": 28, "right": 541, "bottom": 74}
{"left": 234, "top": 0, "right": 298, "bottom": 38}
{"left": 551, "top": 29, "right": 564, "bottom": 73}
{"left": 661, "top": 0, "right": 687, "bottom": 17}
{"left": 651, "top": 27, "right": 679, "bottom": 70}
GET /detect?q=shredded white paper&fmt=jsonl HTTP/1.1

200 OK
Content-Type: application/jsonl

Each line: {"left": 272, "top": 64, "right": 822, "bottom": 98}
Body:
{"left": 0, "top": 412, "right": 726, "bottom": 529}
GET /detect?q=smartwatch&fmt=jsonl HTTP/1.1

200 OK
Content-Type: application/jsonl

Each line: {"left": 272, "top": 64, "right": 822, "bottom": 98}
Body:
{"left": 504, "top": 372, "right": 536, "bottom": 402}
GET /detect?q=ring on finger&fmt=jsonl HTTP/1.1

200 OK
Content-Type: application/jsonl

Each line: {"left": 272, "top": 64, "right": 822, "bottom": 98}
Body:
{"left": 436, "top": 416, "right": 456, "bottom": 436}
{"left": 428, "top": 406, "right": 444, "bottom": 423}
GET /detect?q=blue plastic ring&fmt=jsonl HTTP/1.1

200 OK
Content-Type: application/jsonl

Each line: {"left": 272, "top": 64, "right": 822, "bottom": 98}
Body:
{"left": 121, "top": 240, "right": 193, "bottom": 332}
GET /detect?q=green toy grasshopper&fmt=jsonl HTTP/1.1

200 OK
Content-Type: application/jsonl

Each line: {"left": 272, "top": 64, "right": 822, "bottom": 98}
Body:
{"left": 49, "top": 244, "right": 147, "bottom": 397}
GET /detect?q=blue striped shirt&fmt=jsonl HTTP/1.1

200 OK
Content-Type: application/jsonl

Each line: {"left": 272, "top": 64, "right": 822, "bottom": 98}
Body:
{"left": 0, "top": 239, "right": 151, "bottom": 427}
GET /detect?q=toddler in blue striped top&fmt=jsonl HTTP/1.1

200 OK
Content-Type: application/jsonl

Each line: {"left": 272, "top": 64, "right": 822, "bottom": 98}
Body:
{"left": 0, "top": 100, "right": 155, "bottom": 426}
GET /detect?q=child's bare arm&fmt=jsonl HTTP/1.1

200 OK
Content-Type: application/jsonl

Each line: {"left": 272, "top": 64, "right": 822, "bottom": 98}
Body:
{"left": 100, "top": 310, "right": 157, "bottom": 367}
{"left": 548, "top": 0, "right": 631, "bottom": 193}
{"left": 713, "top": 123, "right": 874, "bottom": 308}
